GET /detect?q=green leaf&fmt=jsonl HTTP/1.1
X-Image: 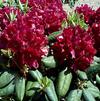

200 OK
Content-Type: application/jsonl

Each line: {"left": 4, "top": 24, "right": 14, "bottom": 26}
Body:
{"left": 56, "top": 68, "right": 72, "bottom": 97}
{"left": 0, "top": 80, "right": 15, "bottom": 96}
{"left": 68, "top": 12, "right": 88, "bottom": 29}
{"left": 86, "top": 63, "right": 100, "bottom": 78}
{"left": 45, "top": 94, "right": 50, "bottom": 101}
{"left": 42, "top": 76, "right": 50, "bottom": 87}
{"left": 66, "top": 89, "right": 82, "bottom": 101}
{"left": 0, "top": 0, "right": 3, "bottom": 7}
{"left": 44, "top": 79, "right": 58, "bottom": 101}
{"left": 0, "top": 71, "right": 15, "bottom": 88}
{"left": 18, "top": 0, "right": 24, "bottom": 11}
{"left": 94, "top": 56, "right": 100, "bottom": 63}
{"left": 77, "top": 70, "right": 88, "bottom": 80}
{"left": 96, "top": 74, "right": 100, "bottom": 84}
{"left": 62, "top": 0, "right": 66, "bottom": 3}
{"left": 29, "top": 70, "right": 43, "bottom": 83}
{"left": 26, "top": 81, "right": 41, "bottom": 97}
{"left": 84, "top": 81, "right": 100, "bottom": 99}
{"left": 85, "top": 81, "right": 100, "bottom": 91}
{"left": 42, "top": 56, "right": 56, "bottom": 69}
{"left": 87, "top": 87, "right": 100, "bottom": 99}
{"left": 68, "top": 0, "right": 75, "bottom": 8}
{"left": 88, "top": 61, "right": 100, "bottom": 72}
{"left": 83, "top": 89, "right": 96, "bottom": 101}
{"left": 15, "top": 77, "right": 25, "bottom": 101}
{"left": 48, "top": 31, "right": 61, "bottom": 41}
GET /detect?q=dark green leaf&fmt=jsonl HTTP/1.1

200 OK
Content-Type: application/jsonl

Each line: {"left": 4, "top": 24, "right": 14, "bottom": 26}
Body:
{"left": 96, "top": 74, "right": 100, "bottom": 84}
{"left": 15, "top": 77, "right": 25, "bottom": 101}
{"left": 0, "top": 71, "right": 15, "bottom": 88}
{"left": 56, "top": 68, "right": 72, "bottom": 97}
{"left": 26, "top": 81, "right": 41, "bottom": 97}
{"left": 42, "top": 56, "right": 56, "bottom": 69}
{"left": 44, "top": 79, "right": 58, "bottom": 101}
{"left": 29, "top": 70, "right": 43, "bottom": 83}
{"left": 83, "top": 81, "right": 100, "bottom": 99}
{"left": 68, "top": 0, "right": 75, "bottom": 8}
{"left": 0, "top": 80, "right": 15, "bottom": 96}
{"left": 83, "top": 89, "right": 96, "bottom": 101}
{"left": 66, "top": 89, "right": 82, "bottom": 101}
{"left": 48, "top": 31, "right": 61, "bottom": 41}
{"left": 77, "top": 70, "right": 88, "bottom": 80}
{"left": 94, "top": 56, "right": 100, "bottom": 63}
{"left": 62, "top": 0, "right": 66, "bottom": 3}
{"left": 87, "top": 87, "right": 100, "bottom": 99}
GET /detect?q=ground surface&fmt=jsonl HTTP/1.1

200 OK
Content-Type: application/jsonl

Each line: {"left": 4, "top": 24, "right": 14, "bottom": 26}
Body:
{"left": 63, "top": 0, "right": 100, "bottom": 13}
{"left": 74, "top": 0, "right": 100, "bottom": 10}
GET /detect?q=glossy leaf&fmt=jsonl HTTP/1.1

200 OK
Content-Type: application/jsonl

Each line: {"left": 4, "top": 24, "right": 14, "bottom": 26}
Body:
{"left": 15, "top": 77, "right": 25, "bottom": 101}
{"left": 48, "top": 31, "right": 61, "bottom": 41}
{"left": 0, "top": 80, "right": 15, "bottom": 96}
{"left": 56, "top": 69, "right": 72, "bottom": 97}
{"left": 44, "top": 79, "right": 58, "bottom": 101}
{"left": 66, "top": 89, "right": 82, "bottom": 101}
{"left": 0, "top": 71, "right": 15, "bottom": 88}
{"left": 96, "top": 74, "right": 100, "bottom": 84}
{"left": 87, "top": 87, "right": 100, "bottom": 99}
{"left": 77, "top": 70, "right": 88, "bottom": 80}
{"left": 42, "top": 56, "right": 56, "bottom": 69}
{"left": 83, "top": 89, "right": 96, "bottom": 101}
{"left": 68, "top": 0, "right": 75, "bottom": 8}
{"left": 29, "top": 70, "right": 43, "bottom": 83}
{"left": 94, "top": 56, "right": 100, "bottom": 63}
{"left": 87, "top": 62, "right": 100, "bottom": 74}
{"left": 26, "top": 81, "right": 41, "bottom": 97}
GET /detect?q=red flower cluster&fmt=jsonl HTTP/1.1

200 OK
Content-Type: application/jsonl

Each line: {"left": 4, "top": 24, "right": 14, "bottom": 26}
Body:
{"left": 76, "top": 5, "right": 100, "bottom": 54}
{"left": 0, "top": 0, "right": 67, "bottom": 69}
{"left": 76, "top": 4, "right": 95, "bottom": 25}
{"left": 0, "top": 12, "right": 47, "bottom": 69}
{"left": 52, "top": 26, "right": 96, "bottom": 70}
{"left": 21, "top": 0, "right": 66, "bottom": 33}
{"left": 91, "top": 8, "right": 100, "bottom": 52}
{"left": 0, "top": 6, "right": 19, "bottom": 31}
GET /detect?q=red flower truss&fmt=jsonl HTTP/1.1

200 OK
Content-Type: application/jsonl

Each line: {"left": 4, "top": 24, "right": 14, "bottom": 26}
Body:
{"left": 0, "top": 6, "right": 20, "bottom": 31}
{"left": 76, "top": 4, "right": 95, "bottom": 25}
{"left": 21, "top": 0, "right": 67, "bottom": 33}
{"left": 0, "top": 12, "right": 48, "bottom": 69}
{"left": 76, "top": 5, "right": 100, "bottom": 54}
{"left": 52, "top": 26, "right": 96, "bottom": 70}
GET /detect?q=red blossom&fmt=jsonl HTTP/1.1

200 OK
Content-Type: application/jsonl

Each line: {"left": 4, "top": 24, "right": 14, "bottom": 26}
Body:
{"left": 0, "top": 12, "right": 48, "bottom": 69}
{"left": 21, "top": 0, "right": 67, "bottom": 33}
{"left": 76, "top": 4, "right": 95, "bottom": 25}
{"left": 52, "top": 26, "right": 96, "bottom": 71}
{"left": 76, "top": 5, "right": 100, "bottom": 54}
{"left": 0, "top": 6, "right": 20, "bottom": 31}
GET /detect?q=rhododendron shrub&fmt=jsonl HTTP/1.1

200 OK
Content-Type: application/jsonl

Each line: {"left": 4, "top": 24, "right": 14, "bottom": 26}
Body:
{"left": 0, "top": 0, "right": 67, "bottom": 71}
{"left": 0, "top": 1, "right": 100, "bottom": 101}
{"left": 0, "top": 12, "right": 48, "bottom": 69}
{"left": 52, "top": 26, "right": 96, "bottom": 70}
